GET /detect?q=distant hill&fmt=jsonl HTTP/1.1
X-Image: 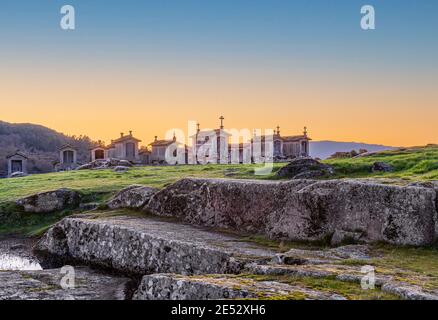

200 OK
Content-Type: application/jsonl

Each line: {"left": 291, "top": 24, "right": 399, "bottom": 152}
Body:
{"left": 0, "top": 121, "right": 95, "bottom": 177}
{"left": 310, "top": 141, "right": 396, "bottom": 159}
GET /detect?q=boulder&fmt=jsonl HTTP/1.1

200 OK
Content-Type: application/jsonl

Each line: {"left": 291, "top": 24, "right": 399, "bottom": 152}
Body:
{"left": 146, "top": 178, "right": 437, "bottom": 246}
{"left": 277, "top": 158, "right": 334, "bottom": 179}
{"left": 372, "top": 162, "right": 394, "bottom": 173}
{"left": 16, "top": 189, "right": 81, "bottom": 213}
{"left": 107, "top": 185, "right": 159, "bottom": 210}
{"left": 76, "top": 159, "right": 133, "bottom": 170}
{"left": 9, "top": 172, "right": 27, "bottom": 178}
{"left": 113, "top": 166, "right": 130, "bottom": 172}
{"left": 76, "top": 163, "right": 93, "bottom": 170}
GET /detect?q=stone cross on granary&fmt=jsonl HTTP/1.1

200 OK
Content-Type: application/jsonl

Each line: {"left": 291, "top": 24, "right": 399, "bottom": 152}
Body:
{"left": 276, "top": 125, "right": 280, "bottom": 135}
{"left": 219, "top": 116, "right": 225, "bottom": 130}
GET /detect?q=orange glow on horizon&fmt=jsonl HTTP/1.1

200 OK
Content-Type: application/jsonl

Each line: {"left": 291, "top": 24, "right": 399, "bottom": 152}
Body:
{"left": 1, "top": 64, "right": 437, "bottom": 148}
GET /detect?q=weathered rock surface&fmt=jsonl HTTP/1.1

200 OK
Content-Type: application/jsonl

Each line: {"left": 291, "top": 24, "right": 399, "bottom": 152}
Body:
{"left": 0, "top": 267, "right": 131, "bottom": 300}
{"left": 381, "top": 282, "right": 438, "bottom": 300}
{"left": 34, "top": 215, "right": 275, "bottom": 276}
{"left": 146, "top": 178, "right": 437, "bottom": 246}
{"left": 133, "top": 274, "right": 346, "bottom": 300}
{"left": 277, "top": 158, "right": 334, "bottom": 179}
{"left": 107, "top": 185, "right": 158, "bottom": 210}
{"left": 16, "top": 189, "right": 81, "bottom": 213}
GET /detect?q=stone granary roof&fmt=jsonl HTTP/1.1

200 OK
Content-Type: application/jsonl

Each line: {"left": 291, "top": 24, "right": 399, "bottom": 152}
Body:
{"left": 139, "top": 147, "right": 151, "bottom": 155}
{"left": 149, "top": 139, "right": 175, "bottom": 147}
{"left": 281, "top": 135, "right": 312, "bottom": 142}
{"left": 59, "top": 144, "right": 77, "bottom": 151}
{"left": 112, "top": 131, "right": 142, "bottom": 144}
{"left": 6, "top": 151, "right": 28, "bottom": 159}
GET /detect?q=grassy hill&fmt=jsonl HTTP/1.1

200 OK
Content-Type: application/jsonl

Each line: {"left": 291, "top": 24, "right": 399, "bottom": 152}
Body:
{"left": 324, "top": 144, "right": 438, "bottom": 181}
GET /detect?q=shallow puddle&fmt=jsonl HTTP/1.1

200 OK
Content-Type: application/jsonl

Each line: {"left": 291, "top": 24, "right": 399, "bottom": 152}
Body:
{"left": 0, "top": 253, "right": 42, "bottom": 271}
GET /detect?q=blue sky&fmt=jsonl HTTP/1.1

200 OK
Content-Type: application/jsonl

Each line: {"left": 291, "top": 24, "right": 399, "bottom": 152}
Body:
{"left": 1, "top": 0, "right": 437, "bottom": 67}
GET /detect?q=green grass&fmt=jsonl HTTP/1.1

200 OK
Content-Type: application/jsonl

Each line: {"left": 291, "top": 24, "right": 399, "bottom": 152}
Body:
{"left": 0, "top": 164, "right": 284, "bottom": 203}
{"left": 324, "top": 145, "right": 438, "bottom": 181}
{"left": 369, "top": 245, "right": 438, "bottom": 290}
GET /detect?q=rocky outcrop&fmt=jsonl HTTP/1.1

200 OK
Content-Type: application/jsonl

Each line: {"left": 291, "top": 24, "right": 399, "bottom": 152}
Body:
{"left": 381, "top": 282, "right": 438, "bottom": 300}
{"left": 76, "top": 159, "right": 133, "bottom": 171}
{"left": 133, "top": 274, "right": 346, "bottom": 300}
{"left": 0, "top": 267, "right": 132, "bottom": 300}
{"left": 372, "top": 162, "right": 394, "bottom": 173}
{"left": 107, "top": 185, "right": 158, "bottom": 210}
{"left": 277, "top": 158, "right": 334, "bottom": 179}
{"left": 34, "top": 215, "right": 275, "bottom": 276}
{"left": 146, "top": 178, "right": 437, "bottom": 246}
{"left": 113, "top": 166, "right": 130, "bottom": 172}
{"left": 34, "top": 214, "right": 438, "bottom": 300}
{"left": 16, "top": 189, "right": 81, "bottom": 213}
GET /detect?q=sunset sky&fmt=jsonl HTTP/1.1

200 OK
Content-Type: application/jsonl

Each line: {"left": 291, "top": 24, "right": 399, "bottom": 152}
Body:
{"left": 0, "top": 0, "right": 437, "bottom": 147}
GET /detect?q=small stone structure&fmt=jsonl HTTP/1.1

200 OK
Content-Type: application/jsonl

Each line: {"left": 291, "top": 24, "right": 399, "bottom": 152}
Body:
{"left": 56, "top": 144, "right": 78, "bottom": 171}
{"left": 6, "top": 151, "right": 28, "bottom": 177}
{"left": 107, "top": 131, "right": 141, "bottom": 162}
{"left": 149, "top": 134, "right": 187, "bottom": 164}
{"left": 90, "top": 143, "right": 107, "bottom": 162}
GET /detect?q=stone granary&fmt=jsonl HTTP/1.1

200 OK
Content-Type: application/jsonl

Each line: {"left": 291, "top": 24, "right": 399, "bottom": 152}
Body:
{"left": 252, "top": 126, "right": 311, "bottom": 162}
{"left": 149, "top": 134, "right": 187, "bottom": 164}
{"left": 90, "top": 141, "right": 108, "bottom": 162}
{"left": 139, "top": 147, "right": 151, "bottom": 164}
{"left": 191, "top": 117, "right": 232, "bottom": 164}
{"left": 104, "top": 131, "right": 142, "bottom": 163}
{"left": 189, "top": 117, "right": 311, "bottom": 164}
{"left": 6, "top": 151, "right": 28, "bottom": 177}
{"left": 54, "top": 144, "right": 79, "bottom": 171}
{"left": 147, "top": 117, "right": 312, "bottom": 165}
